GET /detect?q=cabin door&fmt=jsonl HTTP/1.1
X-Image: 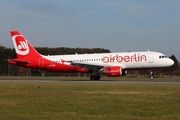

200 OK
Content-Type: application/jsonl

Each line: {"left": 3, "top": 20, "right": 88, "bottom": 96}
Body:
{"left": 148, "top": 53, "right": 153, "bottom": 63}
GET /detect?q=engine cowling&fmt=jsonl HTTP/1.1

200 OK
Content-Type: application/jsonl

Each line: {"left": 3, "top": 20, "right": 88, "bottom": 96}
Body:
{"left": 105, "top": 66, "right": 126, "bottom": 77}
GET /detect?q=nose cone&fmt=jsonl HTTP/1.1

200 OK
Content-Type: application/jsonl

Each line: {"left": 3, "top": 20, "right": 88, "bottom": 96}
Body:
{"left": 168, "top": 58, "right": 174, "bottom": 66}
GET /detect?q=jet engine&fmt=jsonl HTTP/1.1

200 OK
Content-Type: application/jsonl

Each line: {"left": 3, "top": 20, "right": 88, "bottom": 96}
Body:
{"left": 104, "top": 66, "right": 126, "bottom": 77}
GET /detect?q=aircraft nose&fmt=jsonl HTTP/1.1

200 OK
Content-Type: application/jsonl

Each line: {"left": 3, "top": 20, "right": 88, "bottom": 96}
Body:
{"left": 168, "top": 58, "right": 174, "bottom": 66}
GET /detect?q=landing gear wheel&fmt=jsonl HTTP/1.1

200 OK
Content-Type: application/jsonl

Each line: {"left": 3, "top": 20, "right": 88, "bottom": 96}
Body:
{"left": 90, "top": 75, "right": 100, "bottom": 80}
{"left": 96, "top": 75, "right": 100, "bottom": 80}
{"left": 150, "top": 70, "right": 153, "bottom": 80}
{"left": 90, "top": 76, "right": 95, "bottom": 80}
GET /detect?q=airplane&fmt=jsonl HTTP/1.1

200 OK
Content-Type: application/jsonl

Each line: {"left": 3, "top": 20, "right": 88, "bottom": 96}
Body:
{"left": 8, "top": 31, "right": 174, "bottom": 80}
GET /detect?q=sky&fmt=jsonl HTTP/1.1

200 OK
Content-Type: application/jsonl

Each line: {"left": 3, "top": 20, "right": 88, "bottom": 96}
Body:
{"left": 1, "top": 0, "right": 180, "bottom": 60}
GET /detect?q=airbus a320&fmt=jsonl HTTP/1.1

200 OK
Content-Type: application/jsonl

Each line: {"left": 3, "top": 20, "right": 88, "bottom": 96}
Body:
{"left": 8, "top": 31, "right": 174, "bottom": 80}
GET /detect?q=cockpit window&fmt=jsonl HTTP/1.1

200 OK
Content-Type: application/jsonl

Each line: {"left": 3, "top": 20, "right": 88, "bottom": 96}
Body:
{"left": 159, "top": 55, "right": 167, "bottom": 59}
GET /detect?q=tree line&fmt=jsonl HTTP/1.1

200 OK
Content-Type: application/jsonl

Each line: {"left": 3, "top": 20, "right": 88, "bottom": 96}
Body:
{"left": 0, "top": 45, "right": 179, "bottom": 77}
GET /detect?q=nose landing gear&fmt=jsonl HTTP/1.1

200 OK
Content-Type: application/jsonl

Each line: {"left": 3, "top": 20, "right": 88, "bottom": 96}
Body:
{"left": 150, "top": 70, "right": 153, "bottom": 80}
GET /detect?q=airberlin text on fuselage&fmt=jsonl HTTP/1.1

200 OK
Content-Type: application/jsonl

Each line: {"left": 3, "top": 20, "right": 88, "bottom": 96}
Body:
{"left": 102, "top": 54, "right": 147, "bottom": 63}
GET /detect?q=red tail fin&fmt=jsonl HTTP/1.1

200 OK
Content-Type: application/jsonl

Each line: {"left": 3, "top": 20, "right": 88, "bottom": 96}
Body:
{"left": 10, "top": 31, "right": 41, "bottom": 58}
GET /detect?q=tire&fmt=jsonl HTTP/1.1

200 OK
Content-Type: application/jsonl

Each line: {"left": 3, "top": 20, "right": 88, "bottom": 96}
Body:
{"left": 90, "top": 75, "right": 100, "bottom": 80}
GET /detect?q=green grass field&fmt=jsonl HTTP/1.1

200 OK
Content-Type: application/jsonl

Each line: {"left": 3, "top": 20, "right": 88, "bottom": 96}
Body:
{"left": 0, "top": 77, "right": 180, "bottom": 120}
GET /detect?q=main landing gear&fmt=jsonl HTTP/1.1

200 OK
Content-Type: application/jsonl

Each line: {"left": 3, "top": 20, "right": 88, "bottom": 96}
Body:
{"left": 90, "top": 75, "right": 101, "bottom": 80}
{"left": 90, "top": 70, "right": 101, "bottom": 80}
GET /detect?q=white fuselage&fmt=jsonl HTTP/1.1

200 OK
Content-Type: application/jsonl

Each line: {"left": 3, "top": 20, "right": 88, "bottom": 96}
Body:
{"left": 42, "top": 51, "right": 174, "bottom": 70}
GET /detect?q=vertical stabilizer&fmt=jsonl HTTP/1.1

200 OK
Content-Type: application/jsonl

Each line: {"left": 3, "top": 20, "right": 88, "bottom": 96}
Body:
{"left": 10, "top": 31, "right": 41, "bottom": 58}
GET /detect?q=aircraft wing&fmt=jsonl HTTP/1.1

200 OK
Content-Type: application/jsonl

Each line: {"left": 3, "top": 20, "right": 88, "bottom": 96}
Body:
{"left": 66, "top": 61, "right": 126, "bottom": 69}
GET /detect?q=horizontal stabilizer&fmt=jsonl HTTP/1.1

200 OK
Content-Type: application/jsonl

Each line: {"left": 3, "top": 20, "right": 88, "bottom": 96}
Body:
{"left": 8, "top": 59, "right": 29, "bottom": 64}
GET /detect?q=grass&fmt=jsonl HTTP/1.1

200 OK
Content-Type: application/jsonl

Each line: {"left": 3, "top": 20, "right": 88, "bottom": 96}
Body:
{"left": 0, "top": 81, "right": 180, "bottom": 120}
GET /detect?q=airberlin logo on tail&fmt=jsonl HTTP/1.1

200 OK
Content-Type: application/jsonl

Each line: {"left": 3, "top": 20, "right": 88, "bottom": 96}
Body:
{"left": 12, "top": 35, "right": 29, "bottom": 55}
{"left": 18, "top": 41, "right": 28, "bottom": 50}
